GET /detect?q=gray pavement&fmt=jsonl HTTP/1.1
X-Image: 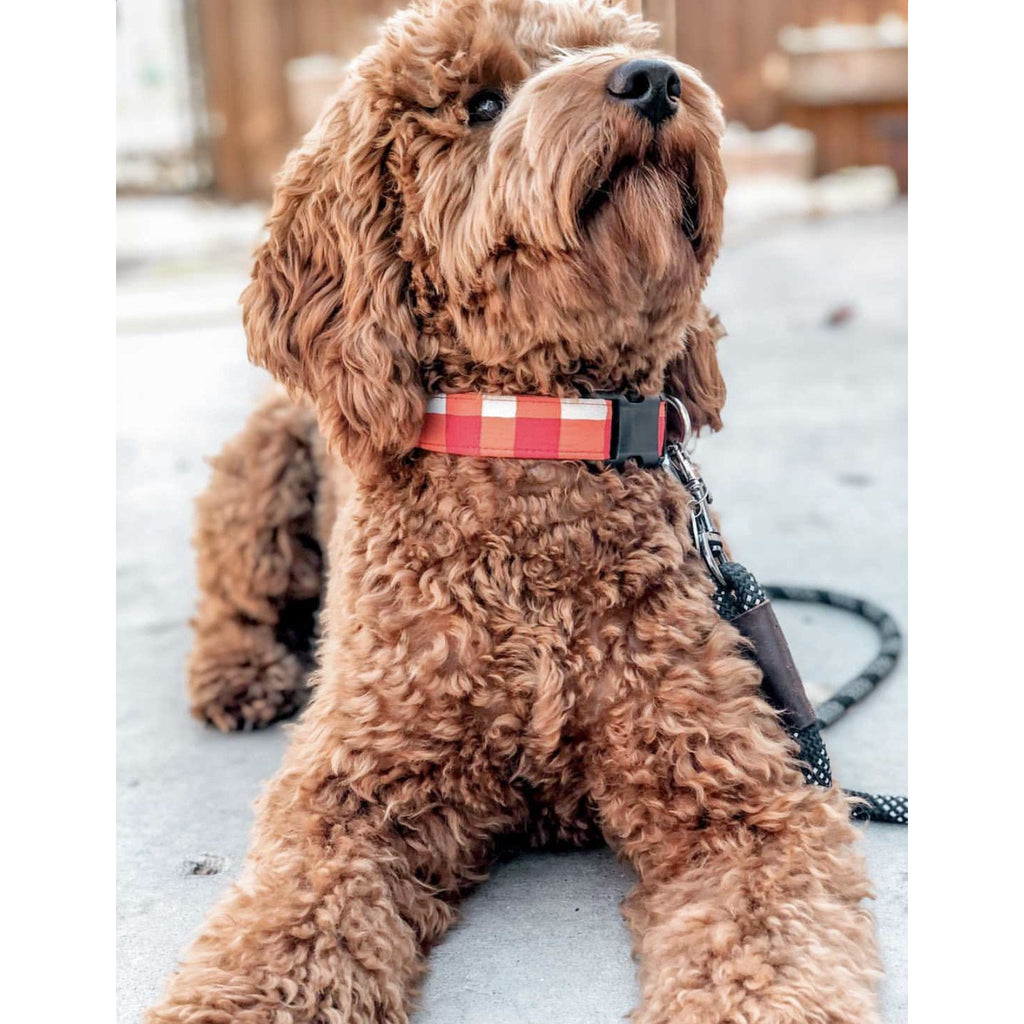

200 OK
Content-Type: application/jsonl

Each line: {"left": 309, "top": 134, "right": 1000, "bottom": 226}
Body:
{"left": 117, "top": 200, "right": 907, "bottom": 1023}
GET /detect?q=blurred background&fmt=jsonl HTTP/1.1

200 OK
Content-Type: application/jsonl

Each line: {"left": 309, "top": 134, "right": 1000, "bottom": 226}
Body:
{"left": 117, "top": 4, "right": 907, "bottom": 1023}
{"left": 117, "top": 0, "right": 907, "bottom": 201}
{"left": 117, "top": 0, "right": 908, "bottom": 304}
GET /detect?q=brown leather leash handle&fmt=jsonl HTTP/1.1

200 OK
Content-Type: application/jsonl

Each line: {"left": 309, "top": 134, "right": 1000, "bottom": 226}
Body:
{"left": 730, "top": 600, "right": 817, "bottom": 732}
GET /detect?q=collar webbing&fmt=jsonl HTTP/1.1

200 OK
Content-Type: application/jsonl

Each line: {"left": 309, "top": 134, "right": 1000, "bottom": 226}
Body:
{"left": 417, "top": 393, "right": 668, "bottom": 466}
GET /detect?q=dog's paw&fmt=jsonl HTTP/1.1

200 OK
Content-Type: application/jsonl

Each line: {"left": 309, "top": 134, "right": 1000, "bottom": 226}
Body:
{"left": 187, "top": 625, "right": 307, "bottom": 731}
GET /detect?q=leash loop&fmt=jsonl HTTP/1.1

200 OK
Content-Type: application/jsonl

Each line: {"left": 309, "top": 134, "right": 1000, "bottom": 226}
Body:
{"left": 660, "top": 441, "right": 908, "bottom": 826}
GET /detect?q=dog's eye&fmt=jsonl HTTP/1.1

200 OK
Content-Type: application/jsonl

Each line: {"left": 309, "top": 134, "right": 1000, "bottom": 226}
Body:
{"left": 466, "top": 89, "right": 507, "bottom": 125}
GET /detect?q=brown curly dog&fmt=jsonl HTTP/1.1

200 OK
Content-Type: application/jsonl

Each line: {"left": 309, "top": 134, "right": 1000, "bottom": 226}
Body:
{"left": 152, "top": 1, "right": 880, "bottom": 1021}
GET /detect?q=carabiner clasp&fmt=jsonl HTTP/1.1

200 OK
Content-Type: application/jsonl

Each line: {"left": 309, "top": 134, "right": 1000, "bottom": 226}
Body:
{"left": 662, "top": 439, "right": 727, "bottom": 585}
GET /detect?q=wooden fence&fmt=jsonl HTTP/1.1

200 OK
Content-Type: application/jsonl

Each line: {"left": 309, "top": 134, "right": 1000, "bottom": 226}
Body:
{"left": 195, "top": 0, "right": 398, "bottom": 199}
{"left": 636, "top": 0, "right": 907, "bottom": 184}
{"left": 196, "top": 0, "right": 907, "bottom": 200}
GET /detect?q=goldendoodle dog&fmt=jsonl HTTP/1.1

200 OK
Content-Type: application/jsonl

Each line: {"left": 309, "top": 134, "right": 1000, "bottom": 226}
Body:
{"left": 150, "top": 1, "right": 880, "bottom": 1021}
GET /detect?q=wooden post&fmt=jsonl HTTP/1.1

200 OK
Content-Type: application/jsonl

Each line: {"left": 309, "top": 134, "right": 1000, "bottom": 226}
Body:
{"left": 231, "top": 0, "right": 292, "bottom": 196}
{"left": 197, "top": 0, "right": 248, "bottom": 199}
{"left": 642, "top": 0, "right": 678, "bottom": 56}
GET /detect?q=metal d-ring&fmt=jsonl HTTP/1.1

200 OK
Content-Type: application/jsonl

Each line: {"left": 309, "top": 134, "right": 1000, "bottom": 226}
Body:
{"left": 663, "top": 395, "right": 695, "bottom": 453}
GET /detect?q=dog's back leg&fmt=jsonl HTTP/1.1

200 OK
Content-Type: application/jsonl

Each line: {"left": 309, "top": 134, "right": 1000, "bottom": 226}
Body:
{"left": 187, "top": 390, "right": 336, "bottom": 731}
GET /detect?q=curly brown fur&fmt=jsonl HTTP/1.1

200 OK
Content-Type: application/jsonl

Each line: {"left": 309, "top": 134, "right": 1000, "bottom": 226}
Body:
{"left": 160, "top": 1, "right": 880, "bottom": 1020}
{"left": 187, "top": 390, "right": 350, "bottom": 730}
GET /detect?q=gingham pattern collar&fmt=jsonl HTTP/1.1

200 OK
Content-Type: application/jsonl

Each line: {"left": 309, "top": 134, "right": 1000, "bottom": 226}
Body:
{"left": 416, "top": 392, "right": 669, "bottom": 467}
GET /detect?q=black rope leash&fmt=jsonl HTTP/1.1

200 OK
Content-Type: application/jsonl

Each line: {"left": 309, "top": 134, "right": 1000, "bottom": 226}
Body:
{"left": 764, "top": 584, "right": 906, "bottom": 824}
{"left": 719, "top": 565, "right": 907, "bottom": 825}
{"left": 661, "top": 429, "right": 908, "bottom": 826}
{"left": 762, "top": 584, "right": 902, "bottom": 730}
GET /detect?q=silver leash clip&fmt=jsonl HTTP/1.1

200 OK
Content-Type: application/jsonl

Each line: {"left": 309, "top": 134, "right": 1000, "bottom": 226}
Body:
{"left": 661, "top": 403, "right": 728, "bottom": 585}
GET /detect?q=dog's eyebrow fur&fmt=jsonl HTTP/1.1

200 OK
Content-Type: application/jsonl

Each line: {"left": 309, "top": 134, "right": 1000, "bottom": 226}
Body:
{"left": 368, "top": 0, "right": 653, "bottom": 110}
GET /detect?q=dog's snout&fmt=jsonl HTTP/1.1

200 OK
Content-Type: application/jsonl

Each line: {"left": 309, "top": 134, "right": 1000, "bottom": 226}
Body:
{"left": 606, "top": 59, "right": 681, "bottom": 126}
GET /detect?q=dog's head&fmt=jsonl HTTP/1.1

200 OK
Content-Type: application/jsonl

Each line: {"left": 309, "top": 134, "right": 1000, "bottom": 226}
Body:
{"left": 244, "top": 0, "right": 727, "bottom": 474}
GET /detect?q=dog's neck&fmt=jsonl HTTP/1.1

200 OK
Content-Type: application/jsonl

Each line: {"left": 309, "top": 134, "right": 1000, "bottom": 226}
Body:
{"left": 420, "top": 344, "right": 671, "bottom": 400}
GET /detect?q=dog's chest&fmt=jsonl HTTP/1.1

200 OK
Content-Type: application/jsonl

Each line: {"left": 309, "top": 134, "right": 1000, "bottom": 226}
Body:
{"left": 357, "top": 462, "right": 692, "bottom": 612}
{"left": 332, "top": 468, "right": 700, "bottom": 768}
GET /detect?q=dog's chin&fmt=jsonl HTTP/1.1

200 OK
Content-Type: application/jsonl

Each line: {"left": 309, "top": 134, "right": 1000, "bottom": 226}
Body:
{"left": 576, "top": 153, "right": 701, "bottom": 250}
{"left": 576, "top": 157, "right": 640, "bottom": 230}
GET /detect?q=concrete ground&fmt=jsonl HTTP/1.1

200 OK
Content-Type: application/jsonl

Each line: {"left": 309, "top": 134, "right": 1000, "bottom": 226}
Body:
{"left": 117, "top": 200, "right": 907, "bottom": 1023}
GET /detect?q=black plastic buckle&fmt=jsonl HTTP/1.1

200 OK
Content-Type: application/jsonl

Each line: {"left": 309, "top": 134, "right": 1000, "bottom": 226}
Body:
{"left": 605, "top": 394, "right": 665, "bottom": 467}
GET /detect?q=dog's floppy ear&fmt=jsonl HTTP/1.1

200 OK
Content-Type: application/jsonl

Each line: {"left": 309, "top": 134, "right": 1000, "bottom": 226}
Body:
{"left": 687, "top": 146, "right": 726, "bottom": 274}
{"left": 242, "top": 91, "right": 424, "bottom": 474}
{"left": 664, "top": 304, "right": 726, "bottom": 435}
{"left": 681, "top": 79, "right": 727, "bottom": 276}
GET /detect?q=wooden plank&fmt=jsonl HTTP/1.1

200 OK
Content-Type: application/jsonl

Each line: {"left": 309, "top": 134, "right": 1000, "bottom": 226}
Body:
{"left": 644, "top": 0, "right": 678, "bottom": 56}
{"left": 674, "top": 0, "right": 710, "bottom": 72}
{"left": 783, "top": 99, "right": 905, "bottom": 176}
{"left": 294, "top": 0, "right": 333, "bottom": 55}
{"left": 230, "top": 0, "right": 292, "bottom": 197}
{"left": 743, "top": 0, "right": 786, "bottom": 129}
{"left": 197, "top": 0, "right": 248, "bottom": 200}
{"left": 712, "top": 0, "right": 742, "bottom": 117}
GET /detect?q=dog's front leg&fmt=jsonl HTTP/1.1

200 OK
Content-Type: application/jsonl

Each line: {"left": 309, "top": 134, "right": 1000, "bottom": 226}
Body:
{"left": 587, "top": 592, "right": 881, "bottom": 1024}
{"left": 146, "top": 700, "right": 503, "bottom": 1024}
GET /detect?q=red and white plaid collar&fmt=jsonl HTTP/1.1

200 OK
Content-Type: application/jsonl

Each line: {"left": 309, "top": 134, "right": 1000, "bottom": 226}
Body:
{"left": 417, "top": 393, "right": 669, "bottom": 467}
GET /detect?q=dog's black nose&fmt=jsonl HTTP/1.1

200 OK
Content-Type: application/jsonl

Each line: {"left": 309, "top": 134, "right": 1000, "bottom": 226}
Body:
{"left": 606, "top": 59, "right": 681, "bottom": 126}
